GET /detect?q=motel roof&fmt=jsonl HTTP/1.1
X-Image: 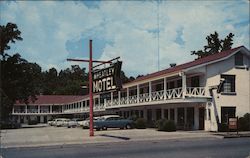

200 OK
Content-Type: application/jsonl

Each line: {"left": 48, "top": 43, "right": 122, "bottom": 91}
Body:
{"left": 124, "top": 45, "right": 248, "bottom": 86}
{"left": 14, "top": 46, "right": 249, "bottom": 106}
{"left": 15, "top": 95, "right": 87, "bottom": 106}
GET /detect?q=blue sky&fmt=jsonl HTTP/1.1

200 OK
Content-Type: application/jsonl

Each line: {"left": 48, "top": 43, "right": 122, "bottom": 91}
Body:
{"left": 0, "top": 0, "right": 249, "bottom": 76}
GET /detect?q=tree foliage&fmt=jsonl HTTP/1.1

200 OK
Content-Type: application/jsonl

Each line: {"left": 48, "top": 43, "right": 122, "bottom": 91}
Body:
{"left": 0, "top": 22, "right": 133, "bottom": 119}
{"left": 0, "top": 23, "right": 23, "bottom": 59}
{"left": 191, "top": 31, "right": 234, "bottom": 59}
{"left": 0, "top": 23, "right": 41, "bottom": 119}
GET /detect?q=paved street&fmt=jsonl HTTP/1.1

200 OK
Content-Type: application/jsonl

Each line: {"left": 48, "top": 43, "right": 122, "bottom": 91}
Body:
{"left": 2, "top": 137, "right": 250, "bottom": 158}
{"left": 0, "top": 126, "right": 221, "bottom": 148}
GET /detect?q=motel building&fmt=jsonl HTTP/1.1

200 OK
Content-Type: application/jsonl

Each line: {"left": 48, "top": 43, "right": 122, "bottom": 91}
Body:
{"left": 12, "top": 46, "right": 250, "bottom": 131}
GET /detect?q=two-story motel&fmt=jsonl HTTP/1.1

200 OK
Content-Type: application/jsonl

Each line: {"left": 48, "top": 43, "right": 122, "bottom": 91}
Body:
{"left": 12, "top": 46, "right": 250, "bottom": 131}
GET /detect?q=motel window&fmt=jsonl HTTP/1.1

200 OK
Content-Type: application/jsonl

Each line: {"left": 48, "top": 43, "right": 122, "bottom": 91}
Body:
{"left": 221, "top": 107, "right": 236, "bottom": 124}
{"left": 235, "top": 53, "right": 243, "bottom": 66}
{"left": 221, "top": 75, "right": 235, "bottom": 93}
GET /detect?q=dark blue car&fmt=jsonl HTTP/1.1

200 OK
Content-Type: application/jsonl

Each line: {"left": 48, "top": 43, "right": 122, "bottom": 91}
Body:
{"left": 94, "top": 115, "right": 133, "bottom": 131}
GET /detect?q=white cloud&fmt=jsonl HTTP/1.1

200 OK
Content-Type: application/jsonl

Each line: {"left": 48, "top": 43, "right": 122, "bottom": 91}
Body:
{"left": 0, "top": 0, "right": 249, "bottom": 77}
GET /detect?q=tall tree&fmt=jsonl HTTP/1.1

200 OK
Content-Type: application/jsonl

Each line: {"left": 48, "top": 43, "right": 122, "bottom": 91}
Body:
{"left": 191, "top": 31, "right": 234, "bottom": 59}
{"left": 0, "top": 23, "right": 41, "bottom": 120}
{"left": 0, "top": 23, "right": 23, "bottom": 59}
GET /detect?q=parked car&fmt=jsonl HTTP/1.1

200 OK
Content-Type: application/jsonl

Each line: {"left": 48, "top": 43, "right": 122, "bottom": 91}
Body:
{"left": 48, "top": 119, "right": 55, "bottom": 126}
{"left": 55, "top": 118, "right": 70, "bottom": 127}
{"left": 67, "top": 118, "right": 84, "bottom": 128}
{"left": 80, "top": 117, "right": 101, "bottom": 129}
{"left": 94, "top": 115, "right": 133, "bottom": 131}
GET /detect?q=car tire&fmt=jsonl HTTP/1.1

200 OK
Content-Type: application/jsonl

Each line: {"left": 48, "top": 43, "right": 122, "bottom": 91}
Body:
{"left": 125, "top": 124, "right": 132, "bottom": 129}
{"left": 102, "top": 126, "right": 107, "bottom": 130}
{"left": 96, "top": 128, "right": 101, "bottom": 131}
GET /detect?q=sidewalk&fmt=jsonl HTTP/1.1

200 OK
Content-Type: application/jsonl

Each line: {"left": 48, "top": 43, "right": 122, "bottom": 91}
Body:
{"left": 0, "top": 127, "right": 223, "bottom": 148}
{"left": 213, "top": 131, "right": 250, "bottom": 138}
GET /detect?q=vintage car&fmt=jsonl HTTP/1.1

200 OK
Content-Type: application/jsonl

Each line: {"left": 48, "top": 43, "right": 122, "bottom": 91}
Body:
{"left": 93, "top": 115, "right": 133, "bottom": 131}
{"left": 80, "top": 117, "right": 101, "bottom": 129}
{"left": 67, "top": 118, "right": 84, "bottom": 128}
{"left": 55, "top": 118, "right": 70, "bottom": 127}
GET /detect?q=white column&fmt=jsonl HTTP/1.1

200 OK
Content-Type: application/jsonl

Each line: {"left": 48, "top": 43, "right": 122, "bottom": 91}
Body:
{"left": 137, "top": 85, "right": 140, "bottom": 103}
{"left": 12, "top": 107, "right": 15, "bottom": 114}
{"left": 181, "top": 72, "right": 187, "bottom": 99}
{"left": 118, "top": 91, "right": 121, "bottom": 105}
{"left": 111, "top": 92, "right": 113, "bottom": 106}
{"left": 98, "top": 96, "right": 101, "bottom": 107}
{"left": 127, "top": 88, "right": 129, "bottom": 104}
{"left": 26, "top": 105, "right": 28, "bottom": 113}
{"left": 80, "top": 102, "right": 83, "bottom": 111}
{"left": 164, "top": 77, "right": 167, "bottom": 100}
{"left": 104, "top": 99, "right": 107, "bottom": 108}
{"left": 85, "top": 100, "right": 87, "bottom": 110}
{"left": 50, "top": 105, "right": 52, "bottom": 113}
{"left": 38, "top": 105, "right": 40, "bottom": 113}
{"left": 149, "top": 81, "right": 152, "bottom": 101}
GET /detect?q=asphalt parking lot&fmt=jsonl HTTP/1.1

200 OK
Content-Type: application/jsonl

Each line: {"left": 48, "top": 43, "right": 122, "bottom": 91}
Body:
{"left": 0, "top": 125, "right": 222, "bottom": 148}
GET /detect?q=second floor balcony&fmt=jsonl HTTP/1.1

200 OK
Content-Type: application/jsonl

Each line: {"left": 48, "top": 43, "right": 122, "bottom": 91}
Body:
{"left": 105, "top": 87, "right": 207, "bottom": 108}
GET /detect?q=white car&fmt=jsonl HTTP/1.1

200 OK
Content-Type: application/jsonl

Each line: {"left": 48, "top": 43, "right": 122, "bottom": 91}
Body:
{"left": 67, "top": 118, "right": 84, "bottom": 128}
{"left": 81, "top": 117, "right": 100, "bottom": 129}
{"left": 48, "top": 119, "right": 55, "bottom": 126}
{"left": 55, "top": 118, "right": 70, "bottom": 127}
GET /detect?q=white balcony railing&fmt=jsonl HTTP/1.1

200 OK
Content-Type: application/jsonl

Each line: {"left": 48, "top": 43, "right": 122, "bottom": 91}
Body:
{"left": 13, "top": 87, "right": 206, "bottom": 115}
{"left": 186, "top": 87, "right": 205, "bottom": 97}
{"left": 107, "top": 87, "right": 206, "bottom": 108}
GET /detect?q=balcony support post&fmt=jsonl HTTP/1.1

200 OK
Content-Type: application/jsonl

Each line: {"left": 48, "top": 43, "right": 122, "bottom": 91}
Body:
{"left": 149, "top": 81, "right": 152, "bottom": 101}
{"left": 164, "top": 77, "right": 167, "bottom": 100}
{"left": 111, "top": 92, "right": 113, "bottom": 106}
{"left": 118, "top": 91, "right": 121, "bottom": 105}
{"left": 127, "top": 88, "right": 129, "bottom": 104}
{"left": 98, "top": 96, "right": 101, "bottom": 107}
{"left": 50, "top": 105, "right": 52, "bottom": 113}
{"left": 180, "top": 72, "right": 187, "bottom": 99}
{"left": 137, "top": 85, "right": 140, "bottom": 103}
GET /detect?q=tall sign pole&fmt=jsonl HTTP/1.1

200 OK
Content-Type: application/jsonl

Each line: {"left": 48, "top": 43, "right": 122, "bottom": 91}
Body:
{"left": 67, "top": 40, "right": 121, "bottom": 137}
{"left": 89, "top": 40, "right": 94, "bottom": 137}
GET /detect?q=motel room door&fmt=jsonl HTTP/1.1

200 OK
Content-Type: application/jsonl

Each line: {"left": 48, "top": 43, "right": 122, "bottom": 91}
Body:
{"left": 199, "top": 107, "right": 205, "bottom": 130}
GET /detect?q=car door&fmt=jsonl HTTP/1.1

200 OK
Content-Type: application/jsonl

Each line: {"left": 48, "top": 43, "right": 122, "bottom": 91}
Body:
{"left": 111, "top": 116, "right": 122, "bottom": 128}
{"left": 105, "top": 117, "right": 114, "bottom": 128}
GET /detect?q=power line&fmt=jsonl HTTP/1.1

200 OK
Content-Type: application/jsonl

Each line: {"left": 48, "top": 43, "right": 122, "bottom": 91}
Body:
{"left": 157, "top": 0, "right": 160, "bottom": 71}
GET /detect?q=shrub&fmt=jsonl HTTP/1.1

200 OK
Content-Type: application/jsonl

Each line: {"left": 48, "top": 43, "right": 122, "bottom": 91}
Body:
{"left": 218, "top": 123, "right": 228, "bottom": 132}
{"left": 156, "top": 119, "right": 176, "bottom": 132}
{"left": 239, "top": 113, "right": 250, "bottom": 131}
{"left": 135, "top": 118, "right": 147, "bottom": 129}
